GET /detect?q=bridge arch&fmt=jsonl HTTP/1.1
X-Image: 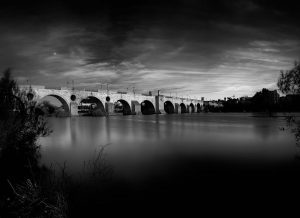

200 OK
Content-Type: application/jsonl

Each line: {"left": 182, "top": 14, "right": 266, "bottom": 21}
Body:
{"left": 190, "top": 103, "right": 195, "bottom": 113}
{"left": 197, "top": 103, "right": 201, "bottom": 113}
{"left": 141, "top": 100, "right": 155, "bottom": 115}
{"left": 164, "top": 101, "right": 175, "bottom": 114}
{"left": 79, "top": 96, "right": 105, "bottom": 116}
{"left": 180, "top": 103, "right": 187, "bottom": 113}
{"left": 38, "top": 94, "right": 70, "bottom": 114}
{"left": 114, "top": 99, "right": 131, "bottom": 115}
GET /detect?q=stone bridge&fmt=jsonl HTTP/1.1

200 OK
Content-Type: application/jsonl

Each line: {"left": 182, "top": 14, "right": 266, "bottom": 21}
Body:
{"left": 20, "top": 85, "right": 204, "bottom": 116}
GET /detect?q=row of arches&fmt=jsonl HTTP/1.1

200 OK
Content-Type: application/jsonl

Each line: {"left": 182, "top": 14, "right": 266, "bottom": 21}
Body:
{"left": 164, "top": 101, "right": 201, "bottom": 114}
{"left": 37, "top": 95, "right": 156, "bottom": 116}
{"left": 37, "top": 94, "right": 201, "bottom": 116}
{"left": 79, "top": 98, "right": 157, "bottom": 115}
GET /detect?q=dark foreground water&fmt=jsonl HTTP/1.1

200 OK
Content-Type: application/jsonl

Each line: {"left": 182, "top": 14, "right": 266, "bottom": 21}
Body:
{"left": 39, "top": 113, "right": 300, "bottom": 216}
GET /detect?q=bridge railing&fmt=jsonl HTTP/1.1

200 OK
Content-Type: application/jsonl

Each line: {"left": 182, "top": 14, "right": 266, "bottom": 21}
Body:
{"left": 20, "top": 84, "right": 202, "bottom": 102}
{"left": 45, "top": 86, "right": 63, "bottom": 90}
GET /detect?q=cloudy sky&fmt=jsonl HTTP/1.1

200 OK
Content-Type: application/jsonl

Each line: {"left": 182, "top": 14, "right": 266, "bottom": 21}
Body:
{"left": 0, "top": 0, "right": 300, "bottom": 99}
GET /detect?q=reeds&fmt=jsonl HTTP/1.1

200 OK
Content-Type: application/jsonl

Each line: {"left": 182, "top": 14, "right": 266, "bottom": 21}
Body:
{"left": 7, "top": 178, "right": 67, "bottom": 218}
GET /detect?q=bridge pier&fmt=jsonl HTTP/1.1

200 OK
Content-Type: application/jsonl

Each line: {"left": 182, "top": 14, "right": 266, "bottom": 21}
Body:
{"left": 175, "top": 103, "right": 181, "bottom": 114}
{"left": 70, "top": 102, "right": 78, "bottom": 116}
{"left": 105, "top": 102, "right": 114, "bottom": 115}
{"left": 131, "top": 101, "right": 141, "bottom": 115}
{"left": 155, "top": 96, "right": 167, "bottom": 114}
{"left": 186, "top": 105, "right": 190, "bottom": 113}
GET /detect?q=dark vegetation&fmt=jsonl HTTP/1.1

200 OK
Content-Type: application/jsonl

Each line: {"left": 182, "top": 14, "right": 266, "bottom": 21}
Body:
{"left": 0, "top": 69, "right": 68, "bottom": 217}
{"left": 277, "top": 62, "right": 300, "bottom": 147}
{"left": 204, "top": 88, "right": 300, "bottom": 113}
{"left": 0, "top": 70, "right": 112, "bottom": 217}
{"left": 278, "top": 61, "right": 300, "bottom": 95}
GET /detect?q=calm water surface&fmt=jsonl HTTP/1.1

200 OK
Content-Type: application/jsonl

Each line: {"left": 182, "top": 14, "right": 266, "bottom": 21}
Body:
{"left": 39, "top": 113, "right": 297, "bottom": 181}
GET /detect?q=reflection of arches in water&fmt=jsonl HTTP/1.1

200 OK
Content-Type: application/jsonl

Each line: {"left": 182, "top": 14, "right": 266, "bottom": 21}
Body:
{"left": 39, "top": 94, "right": 70, "bottom": 113}
{"left": 186, "top": 105, "right": 190, "bottom": 113}
{"left": 190, "top": 103, "right": 195, "bottom": 113}
{"left": 79, "top": 96, "right": 105, "bottom": 116}
{"left": 164, "top": 101, "right": 175, "bottom": 114}
{"left": 180, "top": 103, "right": 187, "bottom": 113}
{"left": 174, "top": 103, "right": 180, "bottom": 113}
{"left": 70, "top": 117, "right": 78, "bottom": 145}
{"left": 197, "top": 103, "right": 201, "bottom": 113}
{"left": 114, "top": 99, "right": 131, "bottom": 115}
{"left": 141, "top": 100, "right": 155, "bottom": 115}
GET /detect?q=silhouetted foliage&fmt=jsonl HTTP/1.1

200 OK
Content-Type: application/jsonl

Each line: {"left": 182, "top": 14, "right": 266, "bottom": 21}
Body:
{"left": 0, "top": 69, "right": 25, "bottom": 119}
{"left": 278, "top": 61, "right": 300, "bottom": 94}
{"left": 277, "top": 62, "right": 300, "bottom": 159}
{"left": 0, "top": 69, "right": 48, "bottom": 182}
{"left": 222, "top": 98, "right": 246, "bottom": 112}
{"left": 251, "top": 88, "right": 279, "bottom": 114}
{"left": 209, "top": 89, "right": 281, "bottom": 113}
{"left": 0, "top": 69, "right": 62, "bottom": 217}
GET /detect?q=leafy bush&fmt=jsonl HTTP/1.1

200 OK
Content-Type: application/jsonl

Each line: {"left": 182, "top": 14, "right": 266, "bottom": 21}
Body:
{"left": 0, "top": 69, "right": 68, "bottom": 217}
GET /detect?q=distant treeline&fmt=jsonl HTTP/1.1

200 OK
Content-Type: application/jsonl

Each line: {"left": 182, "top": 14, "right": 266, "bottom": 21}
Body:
{"left": 204, "top": 88, "right": 300, "bottom": 113}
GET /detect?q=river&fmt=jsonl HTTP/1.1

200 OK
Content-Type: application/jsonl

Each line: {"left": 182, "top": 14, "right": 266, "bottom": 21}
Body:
{"left": 39, "top": 113, "right": 298, "bottom": 181}
{"left": 38, "top": 113, "right": 300, "bottom": 215}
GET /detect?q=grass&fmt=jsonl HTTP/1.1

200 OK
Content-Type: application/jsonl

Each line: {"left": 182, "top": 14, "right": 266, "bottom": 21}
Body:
{"left": 7, "top": 178, "right": 67, "bottom": 218}
{"left": 2, "top": 145, "right": 113, "bottom": 217}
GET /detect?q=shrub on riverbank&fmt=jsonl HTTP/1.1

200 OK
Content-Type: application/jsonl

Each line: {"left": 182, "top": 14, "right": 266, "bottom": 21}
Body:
{"left": 0, "top": 69, "right": 68, "bottom": 217}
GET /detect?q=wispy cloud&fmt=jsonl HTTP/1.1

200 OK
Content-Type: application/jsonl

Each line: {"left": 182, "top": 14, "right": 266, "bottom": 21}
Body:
{"left": 1, "top": 4, "right": 300, "bottom": 100}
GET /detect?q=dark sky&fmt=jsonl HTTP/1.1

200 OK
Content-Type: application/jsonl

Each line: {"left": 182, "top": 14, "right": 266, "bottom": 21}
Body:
{"left": 1, "top": 0, "right": 300, "bottom": 99}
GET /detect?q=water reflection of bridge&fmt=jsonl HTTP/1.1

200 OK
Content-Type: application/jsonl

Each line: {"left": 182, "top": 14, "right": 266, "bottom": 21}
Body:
{"left": 20, "top": 85, "right": 204, "bottom": 116}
